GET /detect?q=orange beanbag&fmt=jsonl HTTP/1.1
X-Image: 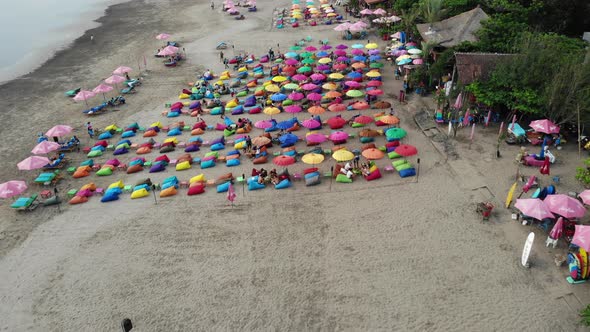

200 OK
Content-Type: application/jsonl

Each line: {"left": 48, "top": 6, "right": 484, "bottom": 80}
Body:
{"left": 137, "top": 146, "right": 152, "bottom": 154}
{"left": 253, "top": 155, "right": 267, "bottom": 164}
{"left": 160, "top": 186, "right": 177, "bottom": 197}
{"left": 80, "top": 182, "right": 96, "bottom": 191}
{"left": 191, "top": 128, "right": 204, "bottom": 135}
{"left": 217, "top": 173, "right": 233, "bottom": 182}
{"left": 143, "top": 130, "right": 157, "bottom": 137}
{"left": 126, "top": 164, "right": 143, "bottom": 174}
{"left": 69, "top": 196, "right": 88, "bottom": 204}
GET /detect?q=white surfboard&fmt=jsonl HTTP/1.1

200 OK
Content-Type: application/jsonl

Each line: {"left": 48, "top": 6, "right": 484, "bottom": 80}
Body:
{"left": 521, "top": 232, "right": 535, "bottom": 267}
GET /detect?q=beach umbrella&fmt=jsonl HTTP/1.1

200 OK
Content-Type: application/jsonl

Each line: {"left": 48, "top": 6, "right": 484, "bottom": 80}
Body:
{"left": 362, "top": 148, "right": 385, "bottom": 160}
{"left": 303, "top": 119, "right": 321, "bottom": 128}
{"left": 354, "top": 115, "right": 373, "bottom": 125}
{"left": 351, "top": 49, "right": 365, "bottom": 56}
{"left": 360, "top": 9, "right": 373, "bottom": 15}
{"left": 17, "top": 156, "right": 50, "bottom": 170}
{"left": 0, "top": 180, "right": 27, "bottom": 199}
{"left": 334, "top": 49, "right": 347, "bottom": 56}
{"left": 544, "top": 194, "right": 586, "bottom": 218}
{"left": 283, "top": 83, "right": 299, "bottom": 90}
{"left": 278, "top": 133, "right": 298, "bottom": 145}
{"left": 345, "top": 81, "right": 361, "bottom": 88}
{"left": 270, "top": 93, "right": 288, "bottom": 102}
{"left": 306, "top": 133, "right": 327, "bottom": 143}
{"left": 158, "top": 45, "right": 179, "bottom": 56}
{"left": 352, "top": 101, "right": 370, "bottom": 110}
{"left": 302, "top": 153, "right": 324, "bottom": 165}
{"left": 353, "top": 55, "right": 367, "bottom": 62}
{"left": 413, "top": 59, "right": 424, "bottom": 65}
{"left": 113, "top": 66, "right": 133, "bottom": 75}
{"left": 288, "top": 92, "right": 305, "bottom": 100}
{"left": 395, "top": 144, "right": 418, "bottom": 157}
{"left": 514, "top": 198, "right": 555, "bottom": 220}
{"left": 155, "top": 33, "right": 170, "bottom": 40}
{"left": 349, "top": 22, "right": 368, "bottom": 31}
{"left": 318, "top": 58, "right": 332, "bottom": 64}
{"left": 369, "top": 55, "right": 382, "bottom": 61}
{"left": 265, "top": 84, "right": 280, "bottom": 92}
{"left": 285, "top": 58, "right": 299, "bottom": 65}
{"left": 307, "top": 93, "right": 323, "bottom": 101}
{"left": 272, "top": 76, "right": 288, "bottom": 82}
{"left": 255, "top": 120, "right": 273, "bottom": 129}
{"left": 385, "top": 127, "right": 406, "bottom": 139}
{"left": 327, "top": 116, "right": 347, "bottom": 128}
{"left": 284, "top": 52, "right": 298, "bottom": 58}
{"left": 316, "top": 51, "right": 329, "bottom": 57}
{"left": 285, "top": 105, "right": 302, "bottom": 113}
{"left": 308, "top": 105, "right": 326, "bottom": 114}
{"left": 73, "top": 90, "right": 96, "bottom": 107}
{"left": 289, "top": 45, "right": 302, "bottom": 51}
{"left": 31, "top": 141, "right": 60, "bottom": 155}
{"left": 572, "top": 225, "right": 590, "bottom": 251}
{"left": 310, "top": 73, "right": 326, "bottom": 81}
{"left": 529, "top": 119, "right": 560, "bottom": 134}
{"left": 282, "top": 66, "right": 296, "bottom": 75}
{"left": 347, "top": 72, "right": 362, "bottom": 79}
{"left": 365, "top": 43, "right": 379, "bottom": 50}
{"left": 373, "top": 8, "right": 387, "bottom": 16}
{"left": 370, "top": 62, "right": 384, "bottom": 69}
{"left": 252, "top": 136, "right": 271, "bottom": 146}
{"left": 305, "top": 46, "right": 318, "bottom": 51}
{"left": 351, "top": 62, "right": 366, "bottom": 69}
{"left": 329, "top": 103, "right": 346, "bottom": 112}
{"left": 320, "top": 44, "right": 332, "bottom": 50}
{"left": 322, "top": 82, "right": 338, "bottom": 90}
{"left": 329, "top": 131, "right": 349, "bottom": 142}
{"left": 92, "top": 83, "right": 114, "bottom": 100}
{"left": 46, "top": 124, "right": 73, "bottom": 137}
{"left": 578, "top": 190, "right": 590, "bottom": 205}
{"left": 337, "top": 56, "right": 350, "bottom": 62}
{"left": 407, "top": 48, "right": 422, "bottom": 55}
{"left": 332, "top": 63, "right": 347, "bottom": 71}
{"left": 300, "top": 51, "right": 313, "bottom": 58}
{"left": 366, "top": 71, "right": 381, "bottom": 78}
{"left": 397, "top": 58, "right": 412, "bottom": 65}
{"left": 368, "top": 49, "right": 380, "bottom": 55}
{"left": 302, "top": 83, "right": 319, "bottom": 91}
{"left": 549, "top": 217, "right": 564, "bottom": 240}
{"left": 329, "top": 73, "right": 344, "bottom": 80}
{"left": 332, "top": 149, "right": 354, "bottom": 162}
{"left": 291, "top": 74, "right": 308, "bottom": 82}
{"left": 277, "top": 121, "right": 293, "bottom": 130}
{"left": 336, "top": 44, "right": 348, "bottom": 49}
{"left": 346, "top": 90, "right": 364, "bottom": 97}
{"left": 359, "top": 128, "right": 380, "bottom": 137}
{"left": 105, "top": 74, "right": 126, "bottom": 85}
{"left": 373, "top": 100, "right": 391, "bottom": 109}
{"left": 273, "top": 155, "right": 296, "bottom": 167}
{"left": 297, "top": 66, "right": 313, "bottom": 73}
{"left": 367, "top": 81, "right": 383, "bottom": 88}
{"left": 325, "top": 91, "right": 342, "bottom": 98}
{"left": 301, "top": 58, "right": 315, "bottom": 65}
{"left": 352, "top": 43, "right": 364, "bottom": 49}
{"left": 381, "top": 115, "right": 401, "bottom": 126}
{"left": 317, "top": 64, "right": 331, "bottom": 71}
{"left": 264, "top": 107, "right": 281, "bottom": 116}
{"left": 334, "top": 23, "right": 351, "bottom": 31}
{"left": 367, "top": 89, "right": 383, "bottom": 96}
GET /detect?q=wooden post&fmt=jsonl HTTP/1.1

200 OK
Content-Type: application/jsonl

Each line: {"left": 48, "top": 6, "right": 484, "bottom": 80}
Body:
{"left": 578, "top": 105, "right": 582, "bottom": 158}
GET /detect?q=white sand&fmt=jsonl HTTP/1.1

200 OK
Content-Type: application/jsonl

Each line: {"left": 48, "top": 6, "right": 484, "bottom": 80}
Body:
{"left": 0, "top": 0, "right": 588, "bottom": 330}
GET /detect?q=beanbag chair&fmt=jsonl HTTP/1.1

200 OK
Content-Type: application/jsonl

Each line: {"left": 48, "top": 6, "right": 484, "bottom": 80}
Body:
{"left": 216, "top": 182, "right": 230, "bottom": 193}
{"left": 253, "top": 155, "right": 267, "bottom": 164}
{"left": 160, "top": 145, "right": 175, "bottom": 153}
{"left": 210, "top": 107, "right": 223, "bottom": 115}
{"left": 176, "top": 161, "right": 191, "bottom": 171}
{"left": 365, "top": 168, "right": 382, "bottom": 181}
{"left": 192, "top": 121, "right": 207, "bottom": 130}
{"left": 201, "top": 159, "right": 215, "bottom": 169}
{"left": 113, "top": 148, "right": 128, "bottom": 155}
{"left": 80, "top": 159, "right": 94, "bottom": 167}
{"left": 191, "top": 128, "right": 205, "bottom": 136}
{"left": 211, "top": 143, "right": 225, "bottom": 151}
{"left": 149, "top": 163, "right": 166, "bottom": 173}
{"left": 231, "top": 106, "right": 244, "bottom": 115}
{"left": 184, "top": 144, "right": 199, "bottom": 153}
{"left": 226, "top": 158, "right": 240, "bottom": 167}
{"left": 395, "top": 163, "right": 413, "bottom": 172}
{"left": 87, "top": 150, "right": 103, "bottom": 158}
{"left": 275, "top": 179, "right": 291, "bottom": 189}
{"left": 96, "top": 167, "right": 113, "bottom": 176}
{"left": 248, "top": 106, "right": 262, "bottom": 114}
{"left": 392, "top": 159, "right": 408, "bottom": 167}
{"left": 81, "top": 183, "right": 97, "bottom": 191}
{"left": 129, "top": 159, "right": 144, "bottom": 167}
{"left": 168, "top": 128, "right": 182, "bottom": 136}
{"left": 143, "top": 130, "right": 157, "bottom": 137}
{"left": 137, "top": 146, "right": 151, "bottom": 154}
{"left": 91, "top": 145, "right": 105, "bottom": 151}
{"left": 187, "top": 184, "right": 205, "bottom": 195}
{"left": 304, "top": 168, "right": 319, "bottom": 175}
{"left": 133, "top": 184, "right": 151, "bottom": 192}
{"left": 386, "top": 141, "right": 400, "bottom": 148}
{"left": 360, "top": 136, "right": 374, "bottom": 143}
{"left": 336, "top": 174, "right": 353, "bottom": 183}
{"left": 73, "top": 169, "right": 90, "bottom": 178}
{"left": 43, "top": 196, "right": 61, "bottom": 206}
{"left": 187, "top": 176, "right": 203, "bottom": 186}
{"left": 177, "top": 154, "right": 193, "bottom": 164}
{"left": 248, "top": 179, "right": 266, "bottom": 191}
{"left": 108, "top": 180, "right": 124, "bottom": 189}
{"left": 160, "top": 186, "right": 177, "bottom": 197}
{"left": 121, "top": 130, "right": 135, "bottom": 138}
{"left": 167, "top": 111, "right": 181, "bottom": 118}
{"left": 69, "top": 196, "right": 88, "bottom": 205}
{"left": 388, "top": 151, "right": 402, "bottom": 159}
{"left": 131, "top": 188, "right": 149, "bottom": 199}
{"left": 215, "top": 123, "right": 227, "bottom": 131}
{"left": 155, "top": 155, "right": 170, "bottom": 163}
{"left": 98, "top": 131, "right": 113, "bottom": 139}
{"left": 234, "top": 141, "right": 246, "bottom": 149}
{"left": 101, "top": 193, "right": 120, "bottom": 202}
{"left": 105, "top": 187, "right": 122, "bottom": 196}
{"left": 304, "top": 172, "right": 320, "bottom": 186}
{"left": 399, "top": 168, "right": 416, "bottom": 178}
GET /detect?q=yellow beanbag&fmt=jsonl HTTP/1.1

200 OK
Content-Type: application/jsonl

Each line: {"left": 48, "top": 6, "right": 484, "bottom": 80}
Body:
{"left": 130, "top": 188, "right": 149, "bottom": 199}
{"left": 176, "top": 161, "right": 191, "bottom": 171}
{"left": 226, "top": 99, "right": 238, "bottom": 108}
{"left": 190, "top": 173, "right": 206, "bottom": 184}
{"left": 220, "top": 75, "right": 229, "bottom": 80}
{"left": 150, "top": 121, "right": 163, "bottom": 129}
{"left": 234, "top": 141, "right": 246, "bottom": 149}
{"left": 108, "top": 180, "right": 124, "bottom": 189}
{"left": 160, "top": 186, "right": 177, "bottom": 197}
{"left": 179, "top": 93, "right": 190, "bottom": 99}
{"left": 80, "top": 182, "right": 96, "bottom": 191}
{"left": 369, "top": 165, "right": 378, "bottom": 173}
{"left": 104, "top": 124, "right": 118, "bottom": 131}
{"left": 164, "top": 137, "right": 178, "bottom": 144}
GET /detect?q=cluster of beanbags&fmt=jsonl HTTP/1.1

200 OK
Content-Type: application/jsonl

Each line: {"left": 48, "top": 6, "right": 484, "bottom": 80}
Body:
{"left": 191, "top": 121, "right": 207, "bottom": 135}
{"left": 101, "top": 181, "right": 124, "bottom": 202}
{"left": 210, "top": 136, "right": 226, "bottom": 151}
{"left": 304, "top": 168, "right": 321, "bottom": 186}
{"left": 127, "top": 157, "right": 145, "bottom": 174}
{"left": 187, "top": 182, "right": 206, "bottom": 195}
{"left": 392, "top": 159, "right": 416, "bottom": 178}
{"left": 150, "top": 155, "right": 169, "bottom": 173}
{"left": 176, "top": 153, "right": 193, "bottom": 171}
{"left": 88, "top": 142, "right": 105, "bottom": 158}
{"left": 161, "top": 176, "right": 179, "bottom": 195}
{"left": 143, "top": 125, "right": 160, "bottom": 138}
{"left": 226, "top": 150, "right": 241, "bottom": 167}
{"left": 385, "top": 141, "right": 399, "bottom": 153}
{"left": 96, "top": 164, "right": 115, "bottom": 176}
{"left": 168, "top": 102, "right": 184, "bottom": 117}
{"left": 131, "top": 184, "right": 151, "bottom": 199}
{"left": 364, "top": 164, "right": 382, "bottom": 181}
{"left": 201, "top": 151, "right": 217, "bottom": 169}
{"left": 137, "top": 141, "right": 153, "bottom": 154}
{"left": 189, "top": 101, "right": 202, "bottom": 117}
{"left": 247, "top": 176, "right": 266, "bottom": 191}
{"left": 160, "top": 141, "right": 175, "bottom": 153}
{"left": 73, "top": 165, "right": 92, "bottom": 178}
{"left": 114, "top": 139, "right": 131, "bottom": 155}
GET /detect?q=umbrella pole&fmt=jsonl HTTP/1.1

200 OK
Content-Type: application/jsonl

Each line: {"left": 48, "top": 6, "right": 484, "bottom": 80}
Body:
{"left": 242, "top": 173, "right": 245, "bottom": 196}
{"left": 329, "top": 166, "right": 333, "bottom": 191}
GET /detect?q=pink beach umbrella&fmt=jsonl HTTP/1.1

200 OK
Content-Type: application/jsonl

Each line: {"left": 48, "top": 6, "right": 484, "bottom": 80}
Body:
{"left": 336, "top": 56, "right": 349, "bottom": 62}
{"left": 0, "top": 180, "right": 28, "bottom": 199}
{"left": 336, "top": 44, "right": 348, "bottom": 49}
{"left": 288, "top": 92, "right": 305, "bottom": 101}
{"left": 113, "top": 66, "right": 133, "bottom": 75}
{"left": 302, "top": 119, "right": 321, "bottom": 129}
{"left": 255, "top": 120, "right": 273, "bottom": 129}
{"left": 514, "top": 198, "right": 555, "bottom": 220}
{"left": 367, "top": 89, "right": 383, "bottom": 96}
{"left": 45, "top": 125, "right": 73, "bottom": 137}
{"left": 92, "top": 83, "right": 114, "bottom": 100}
{"left": 413, "top": 58, "right": 424, "bottom": 65}
{"left": 285, "top": 105, "right": 302, "bottom": 113}
{"left": 105, "top": 75, "right": 126, "bottom": 85}
{"left": 329, "top": 131, "right": 349, "bottom": 141}
{"left": 543, "top": 194, "right": 586, "bottom": 219}
{"left": 549, "top": 217, "right": 564, "bottom": 240}
{"left": 31, "top": 141, "right": 60, "bottom": 155}
{"left": 572, "top": 225, "right": 590, "bottom": 251}
{"left": 306, "top": 133, "right": 326, "bottom": 143}
{"left": 158, "top": 45, "right": 179, "bottom": 56}
{"left": 310, "top": 73, "right": 326, "bottom": 81}
{"left": 334, "top": 49, "right": 347, "bottom": 56}
{"left": 345, "top": 80, "right": 361, "bottom": 88}
{"left": 305, "top": 46, "right": 318, "bottom": 52}
{"left": 307, "top": 92, "right": 323, "bottom": 101}
{"left": 334, "top": 23, "right": 352, "bottom": 32}
{"left": 292, "top": 74, "right": 308, "bottom": 82}
{"left": 73, "top": 90, "right": 96, "bottom": 107}
{"left": 320, "top": 45, "right": 332, "bottom": 50}
{"left": 360, "top": 9, "right": 373, "bottom": 15}
{"left": 302, "top": 83, "right": 319, "bottom": 91}
{"left": 366, "top": 80, "right": 382, "bottom": 87}
{"left": 373, "top": 8, "right": 387, "bottom": 16}
{"left": 328, "top": 103, "right": 346, "bottom": 112}
{"left": 352, "top": 49, "right": 365, "bottom": 55}
{"left": 332, "top": 63, "right": 347, "bottom": 71}
{"left": 17, "top": 156, "right": 50, "bottom": 171}
{"left": 529, "top": 119, "right": 560, "bottom": 134}
{"left": 285, "top": 58, "right": 299, "bottom": 65}
{"left": 156, "top": 33, "right": 170, "bottom": 40}
{"left": 578, "top": 190, "right": 590, "bottom": 205}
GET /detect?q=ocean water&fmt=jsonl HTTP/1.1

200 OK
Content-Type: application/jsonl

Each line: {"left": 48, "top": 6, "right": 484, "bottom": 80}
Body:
{"left": 0, "top": 0, "right": 125, "bottom": 83}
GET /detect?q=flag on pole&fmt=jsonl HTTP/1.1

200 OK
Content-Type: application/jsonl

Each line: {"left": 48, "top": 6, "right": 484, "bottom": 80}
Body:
{"left": 511, "top": 114, "right": 516, "bottom": 130}
{"left": 485, "top": 111, "right": 491, "bottom": 127}
{"left": 463, "top": 109, "right": 470, "bottom": 126}
{"left": 498, "top": 121, "right": 504, "bottom": 137}
{"left": 227, "top": 183, "right": 236, "bottom": 203}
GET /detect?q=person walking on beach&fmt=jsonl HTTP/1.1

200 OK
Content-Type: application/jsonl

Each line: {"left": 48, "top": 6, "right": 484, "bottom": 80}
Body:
{"left": 220, "top": 51, "right": 224, "bottom": 62}
{"left": 211, "top": 1, "right": 214, "bottom": 9}
{"left": 86, "top": 122, "right": 94, "bottom": 138}
{"left": 223, "top": 57, "right": 229, "bottom": 69}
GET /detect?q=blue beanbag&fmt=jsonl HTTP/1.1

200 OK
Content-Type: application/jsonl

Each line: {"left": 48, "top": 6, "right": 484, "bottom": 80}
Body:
{"left": 188, "top": 136, "right": 203, "bottom": 143}
{"left": 386, "top": 136, "right": 400, "bottom": 142}
{"left": 265, "top": 125, "right": 278, "bottom": 132}
{"left": 80, "top": 159, "right": 94, "bottom": 167}
{"left": 248, "top": 179, "right": 266, "bottom": 191}
{"left": 91, "top": 145, "right": 105, "bottom": 151}
{"left": 149, "top": 163, "right": 166, "bottom": 173}
{"left": 163, "top": 175, "right": 178, "bottom": 185}
{"left": 121, "top": 130, "right": 135, "bottom": 138}
{"left": 185, "top": 144, "right": 200, "bottom": 152}
{"left": 211, "top": 137, "right": 225, "bottom": 145}
{"left": 168, "top": 128, "right": 182, "bottom": 136}
{"left": 201, "top": 159, "right": 215, "bottom": 169}
{"left": 399, "top": 168, "right": 416, "bottom": 178}
{"left": 211, "top": 143, "right": 225, "bottom": 151}
{"left": 226, "top": 158, "right": 240, "bottom": 167}
{"left": 284, "top": 150, "right": 296, "bottom": 156}
{"left": 105, "top": 187, "right": 122, "bottom": 196}
{"left": 113, "top": 148, "right": 128, "bottom": 155}
{"left": 227, "top": 149, "right": 240, "bottom": 156}
{"left": 161, "top": 181, "right": 179, "bottom": 190}
{"left": 101, "top": 193, "right": 120, "bottom": 202}
{"left": 167, "top": 111, "right": 180, "bottom": 118}
{"left": 216, "top": 181, "right": 230, "bottom": 193}
{"left": 129, "top": 159, "right": 143, "bottom": 167}
{"left": 210, "top": 107, "right": 223, "bottom": 115}
{"left": 231, "top": 105, "right": 244, "bottom": 115}
{"left": 275, "top": 179, "right": 291, "bottom": 189}
{"left": 117, "top": 139, "right": 132, "bottom": 146}
{"left": 98, "top": 131, "right": 112, "bottom": 139}
{"left": 134, "top": 184, "right": 151, "bottom": 192}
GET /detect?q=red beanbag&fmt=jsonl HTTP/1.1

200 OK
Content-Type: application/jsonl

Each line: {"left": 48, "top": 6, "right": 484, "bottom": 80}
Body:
{"left": 304, "top": 167, "right": 319, "bottom": 175}
{"left": 386, "top": 141, "right": 400, "bottom": 148}
{"left": 187, "top": 184, "right": 205, "bottom": 195}
{"left": 365, "top": 168, "right": 382, "bottom": 181}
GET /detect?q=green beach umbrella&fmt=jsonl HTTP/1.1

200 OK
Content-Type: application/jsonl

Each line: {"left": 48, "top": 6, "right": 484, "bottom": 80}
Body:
{"left": 284, "top": 52, "right": 298, "bottom": 58}
{"left": 370, "top": 62, "right": 384, "bottom": 68}
{"left": 290, "top": 45, "right": 302, "bottom": 51}
{"left": 300, "top": 51, "right": 313, "bottom": 58}
{"left": 346, "top": 89, "right": 364, "bottom": 97}
{"left": 385, "top": 128, "right": 407, "bottom": 139}
{"left": 283, "top": 83, "right": 299, "bottom": 90}
{"left": 302, "top": 58, "right": 315, "bottom": 65}
{"left": 275, "top": 58, "right": 284, "bottom": 63}
{"left": 297, "top": 66, "right": 312, "bottom": 73}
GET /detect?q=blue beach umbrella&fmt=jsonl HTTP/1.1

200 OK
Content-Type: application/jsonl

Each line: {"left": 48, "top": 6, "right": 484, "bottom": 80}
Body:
{"left": 347, "top": 71, "right": 362, "bottom": 79}
{"left": 351, "top": 44, "right": 364, "bottom": 49}
{"left": 397, "top": 58, "right": 412, "bottom": 65}
{"left": 279, "top": 133, "right": 298, "bottom": 145}
{"left": 277, "top": 120, "right": 294, "bottom": 130}
{"left": 284, "top": 52, "right": 299, "bottom": 58}
{"left": 369, "top": 55, "right": 382, "bottom": 61}
{"left": 316, "top": 51, "right": 329, "bottom": 57}
{"left": 271, "top": 93, "right": 288, "bottom": 102}
{"left": 353, "top": 55, "right": 367, "bottom": 62}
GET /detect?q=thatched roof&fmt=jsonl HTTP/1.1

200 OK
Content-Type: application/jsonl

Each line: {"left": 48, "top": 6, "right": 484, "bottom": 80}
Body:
{"left": 417, "top": 7, "right": 489, "bottom": 48}
{"left": 455, "top": 52, "right": 515, "bottom": 85}
{"left": 364, "top": 0, "right": 386, "bottom": 4}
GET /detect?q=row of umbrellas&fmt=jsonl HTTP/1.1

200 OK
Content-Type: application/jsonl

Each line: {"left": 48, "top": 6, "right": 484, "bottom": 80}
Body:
{"left": 72, "top": 65, "right": 135, "bottom": 105}
{"left": 16, "top": 125, "right": 74, "bottom": 171}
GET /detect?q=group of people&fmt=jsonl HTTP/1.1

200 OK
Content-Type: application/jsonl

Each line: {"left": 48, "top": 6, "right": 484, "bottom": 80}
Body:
{"left": 254, "top": 168, "right": 280, "bottom": 185}
{"left": 340, "top": 156, "right": 373, "bottom": 179}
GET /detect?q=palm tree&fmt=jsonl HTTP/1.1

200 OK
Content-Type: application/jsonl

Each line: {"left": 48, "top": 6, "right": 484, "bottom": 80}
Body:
{"left": 421, "top": 0, "right": 446, "bottom": 29}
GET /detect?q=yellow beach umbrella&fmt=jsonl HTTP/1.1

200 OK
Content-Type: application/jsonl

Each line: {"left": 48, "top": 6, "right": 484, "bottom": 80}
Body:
{"left": 263, "top": 107, "right": 281, "bottom": 115}
{"left": 302, "top": 153, "right": 325, "bottom": 165}
{"left": 272, "top": 76, "right": 287, "bottom": 83}
{"left": 365, "top": 43, "right": 379, "bottom": 49}
{"left": 265, "top": 84, "right": 280, "bottom": 92}
{"left": 328, "top": 73, "right": 344, "bottom": 80}
{"left": 318, "top": 57, "right": 332, "bottom": 64}
{"left": 322, "top": 82, "right": 337, "bottom": 90}
{"left": 396, "top": 54, "right": 411, "bottom": 61}
{"left": 332, "top": 149, "right": 354, "bottom": 162}
{"left": 327, "top": 13, "right": 337, "bottom": 17}
{"left": 366, "top": 71, "right": 381, "bottom": 78}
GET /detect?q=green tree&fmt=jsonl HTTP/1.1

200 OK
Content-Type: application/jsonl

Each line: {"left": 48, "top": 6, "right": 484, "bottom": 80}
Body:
{"left": 421, "top": 0, "right": 447, "bottom": 25}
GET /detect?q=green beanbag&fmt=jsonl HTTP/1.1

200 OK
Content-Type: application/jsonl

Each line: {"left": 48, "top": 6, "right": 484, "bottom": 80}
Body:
{"left": 96, "top": 167, "right": 113, "bottom": 176}
{"left": 336, "top": 173, "right": 352, "bottom": 183}
{"left": 360, "top": 136, "right": 374, "bottom": 143}
{"left": 237, "top": 90, "right": 248, "bottom": 97}
{"left": 210, "top": 107, "right": 223, "bottom": 115}
{"left": 388, "top": 151, "right": 402, "bottom": 159}
{"left": 87, "top": 150, "right": 103, "bottom": 158}
{"left": 205, "top": 151, "right": 219, "bottom": 158}
{"left": 395, "top": 163, "right": 413, "bottom": 171}
{"left": 282, "top": 99, "right": 293, "bottom": 106}
{"left": 176, "top": 161, "right": 191, "bottom": 171}
{"left": 116, "top": 143, "right": 130, "bottom": 150}
{"left": 392, "top": 159, "right": 408, "bottom": 167}
{"left": 352, "top": 122, "right": 364, "bottom": 128}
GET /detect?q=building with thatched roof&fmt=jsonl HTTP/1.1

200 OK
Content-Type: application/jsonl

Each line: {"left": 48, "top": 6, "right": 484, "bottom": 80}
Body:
{"left": 417, "top": 7, "right": 489, "bottom": 48}
{"left": 454, "top": 52, "right": 515, "bottom": 85}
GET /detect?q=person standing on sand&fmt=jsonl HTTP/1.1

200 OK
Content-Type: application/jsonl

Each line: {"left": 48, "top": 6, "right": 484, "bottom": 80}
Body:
{"left": 86, "top": 122, "right": 94, "bottom": 138}
{"left": 220, "top": 51, "right": 224, "bottom": 62}
{"left": 211, "top": 1, "right": 214, "bottom": 10}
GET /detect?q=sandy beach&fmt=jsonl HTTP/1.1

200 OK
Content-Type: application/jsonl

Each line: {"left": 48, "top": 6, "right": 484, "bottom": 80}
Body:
{"left": 0, "top": 0, "right": 589, "bottom": 330}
